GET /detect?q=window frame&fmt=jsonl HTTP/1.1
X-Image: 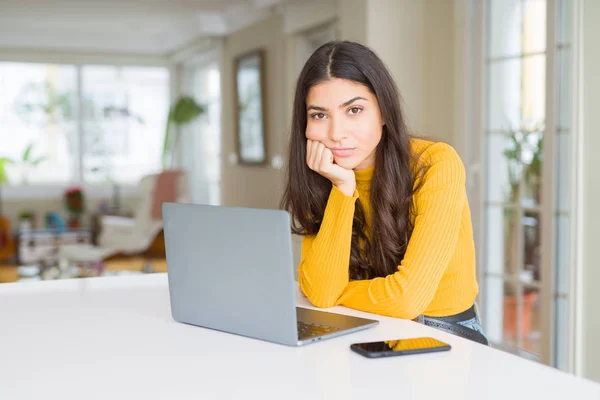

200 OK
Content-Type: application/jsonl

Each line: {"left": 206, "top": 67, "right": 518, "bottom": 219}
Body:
{"left": 0, "top": 51, "right": 171, "bottom": 199}
{"left": 470, "top": 0, "right": 580, "bottom": 371}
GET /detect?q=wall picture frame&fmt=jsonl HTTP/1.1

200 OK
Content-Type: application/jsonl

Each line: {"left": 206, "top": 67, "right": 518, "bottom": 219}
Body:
{"left": 234, "top": 49, "right": 267, "bottom": 165}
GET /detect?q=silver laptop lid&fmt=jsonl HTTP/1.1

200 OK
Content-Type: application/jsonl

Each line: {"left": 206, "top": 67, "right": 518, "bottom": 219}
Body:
{"left": 163, "top": 202, "right": 299, "bottom": 346}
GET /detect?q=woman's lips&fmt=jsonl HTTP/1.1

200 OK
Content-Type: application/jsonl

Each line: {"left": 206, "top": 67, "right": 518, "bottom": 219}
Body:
{"left": 330, "top": 148, "right": 356, "bottom": 157}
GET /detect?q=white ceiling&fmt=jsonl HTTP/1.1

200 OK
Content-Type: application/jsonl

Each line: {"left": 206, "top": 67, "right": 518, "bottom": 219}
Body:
{"left": 0, "top": 0, "right": 284, "bottom": 56}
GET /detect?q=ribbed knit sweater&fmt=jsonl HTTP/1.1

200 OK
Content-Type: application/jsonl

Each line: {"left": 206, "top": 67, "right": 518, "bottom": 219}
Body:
{"left": 298, "top": 139, "right": 479, "bottom": 319}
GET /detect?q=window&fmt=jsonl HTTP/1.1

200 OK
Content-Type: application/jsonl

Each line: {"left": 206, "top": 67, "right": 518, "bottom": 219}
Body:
{"left": 482, "top": 0, "right": 574, "bottom": 369}
{"left": 192, "top": 64, "right": 221, "bottom": 205}
{"left": 0, "top": 63, "right": 77, "bottom": 185}
{"left": 0, "top": 62, "right": 169, "bottom": 188}
{"left": 81, "top": 66, "right": 169, "bottom": 184}
{"left": 180, "top": 60, "right": 221, "bottom": 206}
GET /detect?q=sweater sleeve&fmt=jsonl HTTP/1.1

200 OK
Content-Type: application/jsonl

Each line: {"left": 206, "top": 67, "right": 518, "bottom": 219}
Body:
{"left": 298, "top": 185, "right": 358, "bottom": 308}
{"left": 335, "top": 144, "right": 467, "bottom": 319}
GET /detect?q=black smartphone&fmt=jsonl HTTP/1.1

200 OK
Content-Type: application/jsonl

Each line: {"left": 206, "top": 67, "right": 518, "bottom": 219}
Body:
{"left": 350, "top": 337, "right": 451, "bottom": 358}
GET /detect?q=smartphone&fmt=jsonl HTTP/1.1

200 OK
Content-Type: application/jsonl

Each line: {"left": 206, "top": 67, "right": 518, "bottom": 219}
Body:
{"left": 350, "top": 337, "right": 451, "bottom": 358}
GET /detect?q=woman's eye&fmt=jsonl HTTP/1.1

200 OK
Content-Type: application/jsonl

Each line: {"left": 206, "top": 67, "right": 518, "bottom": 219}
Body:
{"left": 348, "top": 107, "right": 362, "bottom": 115}
{"left": 311, "top": 113, "right": 326, "bottom": 120}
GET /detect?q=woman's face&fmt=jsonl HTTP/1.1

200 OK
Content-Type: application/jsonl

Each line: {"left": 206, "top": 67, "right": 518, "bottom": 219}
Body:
{"left": 305, "top": 78, "right": 384, "bottom": 171}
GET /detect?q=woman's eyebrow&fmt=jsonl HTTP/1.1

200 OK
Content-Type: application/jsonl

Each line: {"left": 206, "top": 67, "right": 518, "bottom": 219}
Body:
{"left": 306, "top": 96, "right": 367, "bottom": 112}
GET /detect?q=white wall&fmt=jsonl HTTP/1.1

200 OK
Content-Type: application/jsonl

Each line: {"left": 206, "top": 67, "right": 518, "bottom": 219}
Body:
{"left": 283, "top": 0, "right": 337, "bottom": 35}
{"left": 220, "top": 12, "right": 287, "bottom": 209}
{"left": 217, "top": 0, "right": 458, "bottom": 211}
{"left": 580, "top": 0, "right": 600, "bottom": 383}
{"left": 365, "top": 0, "right": 456, "bottom": 144}
{"left": 337, "top": 0, "right": 368, "bottom": 44}
{"left": 423, "top": 0, "right": 457, "bottom": 144}
{"left": 366, "top": 0, "right": 425, "bottom": 135}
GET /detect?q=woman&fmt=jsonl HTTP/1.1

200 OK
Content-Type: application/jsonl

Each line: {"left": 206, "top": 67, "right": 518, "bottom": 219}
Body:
{"left": 281, "top": 41, "right": 488, "bottom": 345}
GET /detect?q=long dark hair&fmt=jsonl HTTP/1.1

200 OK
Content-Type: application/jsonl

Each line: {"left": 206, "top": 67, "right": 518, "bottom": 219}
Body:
{"left": 280, "top": 41, "right": 422, "bottom": 280}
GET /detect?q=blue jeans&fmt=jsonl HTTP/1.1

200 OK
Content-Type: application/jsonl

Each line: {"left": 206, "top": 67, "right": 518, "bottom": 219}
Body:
{"left": 457, "top": 316, "right": 486, "bottom": 335}
{"left": 457, "top": 315, "right": 491, "bottom": 346}
{"left": 417, "top": 304, "right": 491, "bottom": 346}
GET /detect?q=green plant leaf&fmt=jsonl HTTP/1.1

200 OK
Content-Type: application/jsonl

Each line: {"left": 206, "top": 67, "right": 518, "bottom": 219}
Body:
{"left": 171, "top": 96, "right": 205, "bottom": 125}
{"left": 161, "top": 96, "right": 205, "bottom": 169}
{"left": 31, "top": 156, "right": 47, "bottom": 166}
{"left": 162, "top": 110, "right": 173, "bottom": 169}
{"left": 0, "top": 157, "right": 14, "bottom": 185}
{"left": 22, "top": 143, "right": 33, "bottom": 162}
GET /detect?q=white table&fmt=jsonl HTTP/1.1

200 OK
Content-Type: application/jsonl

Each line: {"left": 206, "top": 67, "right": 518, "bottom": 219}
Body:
{"left": 1, "top": 274, "right": 599, "bottom": 399}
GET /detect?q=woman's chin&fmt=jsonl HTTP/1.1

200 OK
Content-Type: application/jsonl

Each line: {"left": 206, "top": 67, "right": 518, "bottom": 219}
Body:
{"left": 333, "top": 158, "right": 357, "bottom": 170}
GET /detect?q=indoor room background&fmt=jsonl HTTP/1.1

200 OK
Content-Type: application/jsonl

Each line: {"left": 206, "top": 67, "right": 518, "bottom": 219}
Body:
{"left": 1, "top": 0, "right": 599, "bottom": 385}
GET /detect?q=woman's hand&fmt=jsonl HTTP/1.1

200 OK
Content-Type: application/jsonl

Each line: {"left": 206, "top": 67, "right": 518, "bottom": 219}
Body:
{"left": 306, "top": 140, "right": 356, "bottom": 196}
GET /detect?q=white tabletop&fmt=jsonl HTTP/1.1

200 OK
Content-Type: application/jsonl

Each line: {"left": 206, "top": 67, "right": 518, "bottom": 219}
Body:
{"left": 1, "top": 273, "right": 599, "bottom": 400}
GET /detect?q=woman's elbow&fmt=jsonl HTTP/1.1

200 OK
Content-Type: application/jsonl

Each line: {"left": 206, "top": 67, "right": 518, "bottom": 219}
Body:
{"left": 302, "top": 287, "right": 340, "bottom": 308}
{"left": 299, "top": 279, "right": 340, "bottom": 308}
{"left": 389, "top": 295, "right": 428, "bottom": 320}
{"left": 298, "top": 273, "right": 347, "bottom": 308}
{"left": 308, "top": 296, "right": 338, "bottom": 309}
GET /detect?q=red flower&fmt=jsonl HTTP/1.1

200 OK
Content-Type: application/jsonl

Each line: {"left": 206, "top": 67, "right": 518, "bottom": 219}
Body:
{"left": 64, "top": 187, "right": 85, "bottom": 214}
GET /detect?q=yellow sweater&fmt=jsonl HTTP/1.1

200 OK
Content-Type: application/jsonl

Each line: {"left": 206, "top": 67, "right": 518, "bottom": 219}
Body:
{"left": 298, "top": 139, "right": 479, "bottom": 319}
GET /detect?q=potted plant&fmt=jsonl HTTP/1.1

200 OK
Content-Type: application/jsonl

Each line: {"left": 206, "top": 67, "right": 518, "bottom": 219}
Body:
{"left": 0, "top": 157, "right": 14, "bottom": 185}
{"left": 161, "top": 96, "right": 205, "bottom": 169}
{"left": 18, "top": 210, "right": 36, "bottom": 231}
{"left": 19, "top": 143, "right": 46, "bottom": 185}
{"left": 501, "top": 121, "right": 544, "bottom": 339}
{"left": 64, "top": 186, "right": 85, "bottom": 229}
{"left": 0, "top": 158, "right": 15, "bottom": 261}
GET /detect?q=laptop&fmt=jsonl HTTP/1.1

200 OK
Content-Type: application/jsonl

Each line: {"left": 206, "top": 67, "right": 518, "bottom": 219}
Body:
{"left": 162, "top": 202, "right": 378, "bottom": 346}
